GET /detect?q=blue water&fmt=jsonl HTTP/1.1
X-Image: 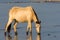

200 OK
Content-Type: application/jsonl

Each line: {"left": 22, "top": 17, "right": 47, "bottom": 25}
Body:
{"left": 0, "top": 2, "right": 60, "bottom": 40}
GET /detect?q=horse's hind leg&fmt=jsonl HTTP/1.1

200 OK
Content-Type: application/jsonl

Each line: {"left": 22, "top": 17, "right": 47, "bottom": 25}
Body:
{"left": 26, "top": 21, "right": 32, "bottom": 35}
{"left": 5, "top": 18, "right": 13, "bottom": 35}
{"left": 13, "top": 20, "right": 18, "bottom": 35}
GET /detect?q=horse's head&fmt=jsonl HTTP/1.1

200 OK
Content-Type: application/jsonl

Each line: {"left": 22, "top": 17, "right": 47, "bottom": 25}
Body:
{"left": 36, "top": 20, "right": 41, "bottom": 35}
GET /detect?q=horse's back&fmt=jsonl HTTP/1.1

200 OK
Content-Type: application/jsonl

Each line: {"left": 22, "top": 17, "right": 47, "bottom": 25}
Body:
{"left": 9, "top": 6, "right": 33, "bottom": 15}
{"left": 10, "top": 6, "right": 32, "bottom": 11}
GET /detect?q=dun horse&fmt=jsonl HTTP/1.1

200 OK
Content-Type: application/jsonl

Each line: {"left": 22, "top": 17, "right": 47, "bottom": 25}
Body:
{"left": 4, "top": 6, "right": 41, "bottom": 35}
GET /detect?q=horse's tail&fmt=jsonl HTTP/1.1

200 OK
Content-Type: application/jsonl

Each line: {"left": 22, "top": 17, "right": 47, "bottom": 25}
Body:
{"left": 7, "top": 23, "right": 12, "bottom": 33}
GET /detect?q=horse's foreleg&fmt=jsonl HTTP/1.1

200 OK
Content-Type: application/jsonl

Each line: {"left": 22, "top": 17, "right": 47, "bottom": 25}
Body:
{"left": 5, "top": 18, "right": 13, "bottom": 35}
{"left": 26, "top": 21, "right": 32, "bottom": 35}
{"left": 14, "top": 22, "right": 18, "bottom": 35}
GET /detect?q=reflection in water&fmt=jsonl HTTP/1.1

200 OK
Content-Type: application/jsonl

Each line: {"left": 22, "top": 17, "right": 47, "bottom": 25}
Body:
{"left": 26, "top": 33, "right": 41, "bottom": 40}
{"left": 4, "top": 33, "right": 41, "bottom": 40}
{"left": 27, "top": 33, "right": 32, "bottom": 40}
{"left": 36, "top": 35, "right": 41, "bottom": 40}
{"left": 5, "top": 35, "right": 12, "bottom": 40}
{"left": 5, "top": 35, "right": 18, "bottom": 40}
{"left": 14, "top": 35, "right": 18, "bottom": 40}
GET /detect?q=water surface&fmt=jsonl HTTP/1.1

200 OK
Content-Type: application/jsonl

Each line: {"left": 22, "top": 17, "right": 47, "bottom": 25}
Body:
{"left": 0, "top": 2, "right": 60, "bottom": 40}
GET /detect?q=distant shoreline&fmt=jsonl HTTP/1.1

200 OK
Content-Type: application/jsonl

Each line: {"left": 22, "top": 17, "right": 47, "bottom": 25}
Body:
{"left": 0, "top": 1, "right": 60, "bottom": 3}
{"left": 44, "top": 1, "right": 60, "bottom": 2}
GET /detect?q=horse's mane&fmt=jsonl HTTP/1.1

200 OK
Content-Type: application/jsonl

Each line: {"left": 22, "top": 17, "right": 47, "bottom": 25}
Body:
{"left": 32, "top": 8, "right": 39, "bottom": 21}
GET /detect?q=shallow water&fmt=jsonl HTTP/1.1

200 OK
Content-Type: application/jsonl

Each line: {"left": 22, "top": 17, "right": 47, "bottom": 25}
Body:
{"left": 0, "top": 2, "right": 60, "bottom": 40}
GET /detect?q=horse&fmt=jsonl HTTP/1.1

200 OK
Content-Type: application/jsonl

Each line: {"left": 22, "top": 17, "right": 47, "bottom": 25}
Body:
{"left": 4, "top": 6, "right": 41, "bottom": 35}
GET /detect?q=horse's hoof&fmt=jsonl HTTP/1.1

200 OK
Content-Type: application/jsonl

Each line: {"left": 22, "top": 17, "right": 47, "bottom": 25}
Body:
{"left": 26, "top": 32, "right": 28, "bottom": 35}
{"left": 15, "top": 32, "right": 18, "bottom": 35}
{"left": 37, "top": 33, "right": 40, "bottom": 35}
{"left": 30, "top": 32, "right": 32, "bottom": 34}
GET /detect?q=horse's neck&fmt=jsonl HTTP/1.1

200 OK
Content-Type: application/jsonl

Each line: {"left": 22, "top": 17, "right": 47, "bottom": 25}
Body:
{"left": 33, "top": 14, "right": 39, "bottom": 23}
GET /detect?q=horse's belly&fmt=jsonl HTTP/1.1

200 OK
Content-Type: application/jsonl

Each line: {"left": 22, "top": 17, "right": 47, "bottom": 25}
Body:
{"left": 19, "top": 18, "right": 27, "bottom": 22}
{"left": 15, "top": 15, "right": 28, "bottom": 22}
